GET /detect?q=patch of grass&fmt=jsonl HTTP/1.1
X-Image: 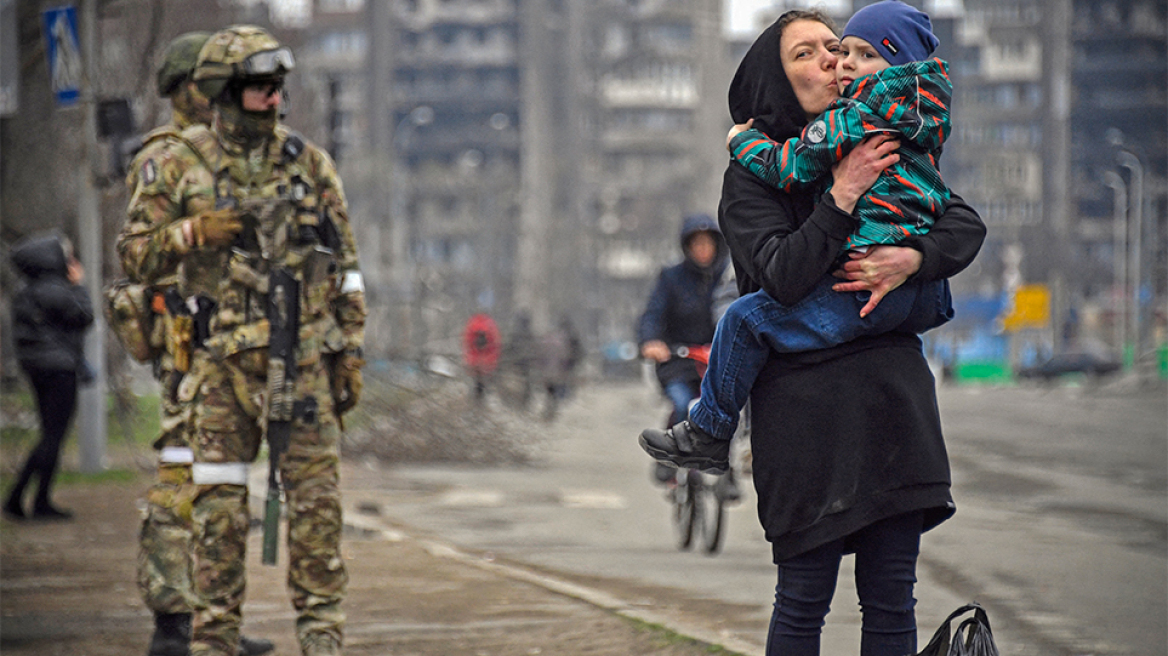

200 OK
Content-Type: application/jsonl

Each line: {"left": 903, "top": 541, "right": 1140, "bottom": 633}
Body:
{"left": 108, "top": 390, "right": 162, "bottom": 448}
{"left": 56, "top": 468, "right": 139, "bottom": 485}
{"left": 620, "top": 615, "right": 745, "bottom": 654}
{"left": 2, "top": 382, "right": 161, "bottom": 486}
{"left": 1, "top": 386, "right": 162, "bottom": 449}
{"left": 0, "top": 467, "right": 141, "bottom": 493}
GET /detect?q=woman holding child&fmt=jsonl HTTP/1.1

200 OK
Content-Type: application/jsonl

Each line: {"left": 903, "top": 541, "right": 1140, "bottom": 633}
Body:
{"left": 718, "top": 4, "right": 984, "bottom": 655}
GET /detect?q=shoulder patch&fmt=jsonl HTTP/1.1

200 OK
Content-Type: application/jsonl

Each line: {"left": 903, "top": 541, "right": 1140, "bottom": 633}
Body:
{"left": 141, "top": 159, "right": 158, "bottom": 185}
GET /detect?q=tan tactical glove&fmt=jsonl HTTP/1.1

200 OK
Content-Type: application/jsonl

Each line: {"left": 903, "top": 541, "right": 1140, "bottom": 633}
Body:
{"left": 187, "top": 208, "right": 244, "bottom": 247}
{"left": 160, "top": 208, "right": 244, "bottom": 254}
{"left": 331, "top": 350, "right": 365, "bottom": 415}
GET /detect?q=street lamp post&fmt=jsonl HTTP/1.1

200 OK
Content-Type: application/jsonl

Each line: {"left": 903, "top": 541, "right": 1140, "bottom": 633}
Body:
{"left": 1102, "top": 171, "right": 1127, "bottom": 362}
{"left": 1116, "top": 150, "right": 1144, "bottom": 366}
{"left": 391, "top": 105, "right": 433, "bottom": 359}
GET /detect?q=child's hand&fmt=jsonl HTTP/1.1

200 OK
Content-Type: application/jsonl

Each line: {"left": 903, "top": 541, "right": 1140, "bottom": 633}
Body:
{"left": 726, "top": 118, "right": 754, "bottom": 151}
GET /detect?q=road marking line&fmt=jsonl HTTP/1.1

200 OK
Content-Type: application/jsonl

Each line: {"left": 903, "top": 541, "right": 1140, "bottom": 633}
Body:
{"left": 559, "top": 490, "right": 627, "bottom": 509}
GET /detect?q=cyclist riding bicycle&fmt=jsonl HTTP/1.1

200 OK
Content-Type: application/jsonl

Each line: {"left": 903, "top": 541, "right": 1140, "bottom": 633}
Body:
{"left": 637, "top": 214, "right": 739, "bottom": 499}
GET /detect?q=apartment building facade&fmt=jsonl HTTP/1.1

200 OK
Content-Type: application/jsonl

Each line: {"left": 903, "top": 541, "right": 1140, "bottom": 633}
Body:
{"left": 297, "top": 0, "right": 728, "bottom": 359}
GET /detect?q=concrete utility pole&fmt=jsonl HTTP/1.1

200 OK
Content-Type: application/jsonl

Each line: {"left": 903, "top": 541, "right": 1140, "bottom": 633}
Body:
{"left": 693, "top": 0, "right": 728, "bottom": 214}
{"left": 1042, "top": 0, "right": 1072, "bottom": 351}
{"left": 515, "top": 0, "right": 555, "bottom": 331}
{"left": 362, "top": 0, "right": 394, "bottom": 358}
{"left": 77, "top": 0, "right": 106, "bottom": 472}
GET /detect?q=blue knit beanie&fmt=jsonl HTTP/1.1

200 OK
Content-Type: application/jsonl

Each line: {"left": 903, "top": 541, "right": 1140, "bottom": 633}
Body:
{"left": 842, "top": 0, "right": 939, "bottom": 66}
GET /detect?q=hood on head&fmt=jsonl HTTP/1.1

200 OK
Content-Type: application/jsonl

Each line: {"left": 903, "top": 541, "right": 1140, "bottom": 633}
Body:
{"left": 678, "top": 213, "right": 728, "bottom": 271}
{"left": 679, "top": 213, "right": 720, "bottom": 247}
{"left": 728, "top": 17, "right": 810, "bottom": 143}
{"left": 10, "top": 232, "right": 68, "bottom": 280}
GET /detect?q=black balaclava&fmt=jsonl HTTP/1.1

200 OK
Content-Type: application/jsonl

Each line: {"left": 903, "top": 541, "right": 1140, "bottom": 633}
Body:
{"left": 217, "top": 80, "right": 280, "bottom": 151}
{"left": 727, "top": 16, "right": 810, "bottom": 143}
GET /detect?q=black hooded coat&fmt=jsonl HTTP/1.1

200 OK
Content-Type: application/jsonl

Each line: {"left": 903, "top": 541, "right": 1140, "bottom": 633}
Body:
{"left": 721, "top": 19, "right": 986, "bottom": 561}
{"left": 9, "top": 234, "right": 94, "bottom": 374}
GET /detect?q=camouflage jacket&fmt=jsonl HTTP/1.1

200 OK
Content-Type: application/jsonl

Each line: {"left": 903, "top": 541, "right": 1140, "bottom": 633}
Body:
{"left": 729, "top": 58, "right": 953, "bottom": 251}
{"left": 118, "top": 116, "right": 198, "bottom": 289}
{"left": 119, "top": 123, "right": 366, "bottom": 360}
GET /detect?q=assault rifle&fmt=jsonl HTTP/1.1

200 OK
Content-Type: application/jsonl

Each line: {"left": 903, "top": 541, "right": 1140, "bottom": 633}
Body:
{"left": 261, "top": 267, "right": 300, "bottom": 566}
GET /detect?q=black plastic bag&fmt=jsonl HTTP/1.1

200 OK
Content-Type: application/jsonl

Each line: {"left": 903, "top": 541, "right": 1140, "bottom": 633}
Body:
{"left": 918, "top": 603, "right": 999, "bottom": 656}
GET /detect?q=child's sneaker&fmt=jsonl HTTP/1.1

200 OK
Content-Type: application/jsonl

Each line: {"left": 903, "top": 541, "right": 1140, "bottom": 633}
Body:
{"left": 639, "top": 420, "right": 729, "bottom": 474}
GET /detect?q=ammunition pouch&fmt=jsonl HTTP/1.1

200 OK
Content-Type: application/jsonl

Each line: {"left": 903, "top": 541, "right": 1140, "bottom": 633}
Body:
{"left": 104, "top": 279, "right": 165, "bottom": 363}
{"left": 164, "top": 290, "right": 217, "bottom": 373}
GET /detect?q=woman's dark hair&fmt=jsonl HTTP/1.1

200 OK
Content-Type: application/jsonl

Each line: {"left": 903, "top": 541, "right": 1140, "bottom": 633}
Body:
{"left": 729, "top": 7, "right": 840, "bottom": 140}
{"left": 774, "top": 8, "right": 838, "bottom": 37}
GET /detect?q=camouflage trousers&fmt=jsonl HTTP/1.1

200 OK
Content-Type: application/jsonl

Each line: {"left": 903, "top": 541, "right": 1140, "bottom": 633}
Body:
{"left": 183, "top": 349, "right": 346, "bottom": 656}
{"left": 138, "top": 360, "right": 198, "bottom": 615}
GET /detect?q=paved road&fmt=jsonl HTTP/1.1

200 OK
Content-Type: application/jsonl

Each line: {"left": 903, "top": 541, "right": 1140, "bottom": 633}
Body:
{"left": 348, "top": 377, "right": 1166, "bottom": 656}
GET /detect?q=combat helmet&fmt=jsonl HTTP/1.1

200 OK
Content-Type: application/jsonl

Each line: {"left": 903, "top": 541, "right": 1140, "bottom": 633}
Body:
{"left": 156, "top": 31, "right": 212, "bottom": 97}
{"left": 192, "top": 25, "right": 294, "bottom": 103}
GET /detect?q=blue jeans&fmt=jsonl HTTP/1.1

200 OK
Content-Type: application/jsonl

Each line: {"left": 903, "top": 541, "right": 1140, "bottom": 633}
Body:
{"left": 663, "top": 379, "right": 701, "bottom": 426}
{"left": 689, "top": 274, "right": 952, "bottom": 440}
{"left": 767, "top": 511, "right": 924, "bottom": 656}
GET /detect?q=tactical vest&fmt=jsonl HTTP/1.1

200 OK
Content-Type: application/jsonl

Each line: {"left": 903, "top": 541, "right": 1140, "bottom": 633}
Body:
{"left": 105, "top": 124, "right": 187, "bottom": 364}
{"left": 173, "top": 124, "right": 344, "bottom": 361}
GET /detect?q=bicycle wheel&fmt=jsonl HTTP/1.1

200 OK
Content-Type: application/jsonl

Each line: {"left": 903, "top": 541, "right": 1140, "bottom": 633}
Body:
{"left": 698, "top": 473, "right": 726, "bottom": 555}
{"left": 672, "top": 469, "right": 698, "bottom": 550}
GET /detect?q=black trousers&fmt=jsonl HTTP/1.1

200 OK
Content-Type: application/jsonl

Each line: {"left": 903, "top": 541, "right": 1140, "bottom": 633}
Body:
{"left": 6, "top": 367, "right": 78, "bottom": 510}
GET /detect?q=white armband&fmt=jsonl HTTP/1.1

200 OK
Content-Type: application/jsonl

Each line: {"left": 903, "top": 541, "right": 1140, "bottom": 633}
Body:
{"left": 340, "top": 270, "right": 364, "bottom": 294}
{"left": 191, "top": 462, "right": 250, "bottom": 486}
{"left": 159, "top": 446, "right": 194, "bottom": 464}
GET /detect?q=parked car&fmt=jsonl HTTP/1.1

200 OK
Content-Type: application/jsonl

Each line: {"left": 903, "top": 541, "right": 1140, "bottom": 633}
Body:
{"left": 1016, "top": 352, "right": 1122, "bottom": 381}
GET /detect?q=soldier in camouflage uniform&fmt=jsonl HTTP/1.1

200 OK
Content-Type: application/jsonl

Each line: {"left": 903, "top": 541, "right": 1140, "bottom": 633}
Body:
{"left": 117, "top": 32, "right": 276, "bottom": 656}
{"left": 120, "top": 25, "right": 366, "bottom": 656}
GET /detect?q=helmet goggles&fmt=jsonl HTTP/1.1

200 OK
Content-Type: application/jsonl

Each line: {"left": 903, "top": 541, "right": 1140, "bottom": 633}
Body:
{"left": 242, "top": 47, "right": 295, "bottom": 76}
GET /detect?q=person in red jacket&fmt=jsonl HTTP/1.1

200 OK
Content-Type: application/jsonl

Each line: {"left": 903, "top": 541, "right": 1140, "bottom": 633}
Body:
{"left": 463, "top": 313, "right": 502, "bottom": 403}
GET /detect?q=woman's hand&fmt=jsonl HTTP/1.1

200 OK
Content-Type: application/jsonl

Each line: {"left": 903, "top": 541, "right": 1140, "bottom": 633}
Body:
{"left": 831, "top": 245, "right": 922, "bottom": 317}
{"left": 726, "top": 118, "right": 754, "bottom": 151}
{"left": 828, "top": 134, "right": 900, "bottom": 213}
{"left": 641, "top": 340, "right": 671, "bottom": 363}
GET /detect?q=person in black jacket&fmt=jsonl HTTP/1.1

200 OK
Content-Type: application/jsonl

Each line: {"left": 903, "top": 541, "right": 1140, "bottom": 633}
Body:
{"left": 698, "top": 10, "right": 985, "bottom": 656}
{"left": 637, "top": 213, "right": 728, "bottom": 424}
{"left": 4, "top": 232, "right": 94, "bottom": 521}
{"left": 636, "top": 214, "right": 729, "bottom": 485}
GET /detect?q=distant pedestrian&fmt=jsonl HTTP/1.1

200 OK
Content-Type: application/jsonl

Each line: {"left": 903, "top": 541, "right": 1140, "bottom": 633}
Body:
{"left": 4, "top": 232, "right": 94, "bottom": 521}
{"left": 537, "top": 316, "right": 583, "bottom": 420}
{"left": 501, "top": 311, "right": 537, "bottom": 408}
{"left": 463, "top": 312, "right": 502, "bottom": 403}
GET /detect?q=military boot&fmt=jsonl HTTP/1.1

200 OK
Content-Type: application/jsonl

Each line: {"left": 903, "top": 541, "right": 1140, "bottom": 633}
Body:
{"left": 148, "top": 612, "right": 191, "bottom": 656}
{"left": 238, "top": 634, "right": 275, "bottom": 656}
{"left": 301, "top": 632, "right": 341, "bottom": 656}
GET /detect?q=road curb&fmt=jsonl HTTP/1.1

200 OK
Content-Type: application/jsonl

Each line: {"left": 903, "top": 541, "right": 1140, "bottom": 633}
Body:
{"left": 344, "top": 509, "right": 766, "bottom": 656}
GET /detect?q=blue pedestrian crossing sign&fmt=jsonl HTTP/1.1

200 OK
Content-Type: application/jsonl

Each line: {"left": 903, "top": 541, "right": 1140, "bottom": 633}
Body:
{"left": 42, "top": 5, "right": 82, "bottom": 107}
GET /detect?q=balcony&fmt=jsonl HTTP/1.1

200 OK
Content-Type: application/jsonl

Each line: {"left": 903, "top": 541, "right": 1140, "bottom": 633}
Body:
{"left": 393, "top": 77, "right": 519, "bottom": 107}
{"left": 394, "top": 0, "right": 517, "bottom": 29}
{"left": 395, "top": 29, "right": 518, "bottom": 67}
{"left": 598, "top": 67, "right": 697, "bottom": 109}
